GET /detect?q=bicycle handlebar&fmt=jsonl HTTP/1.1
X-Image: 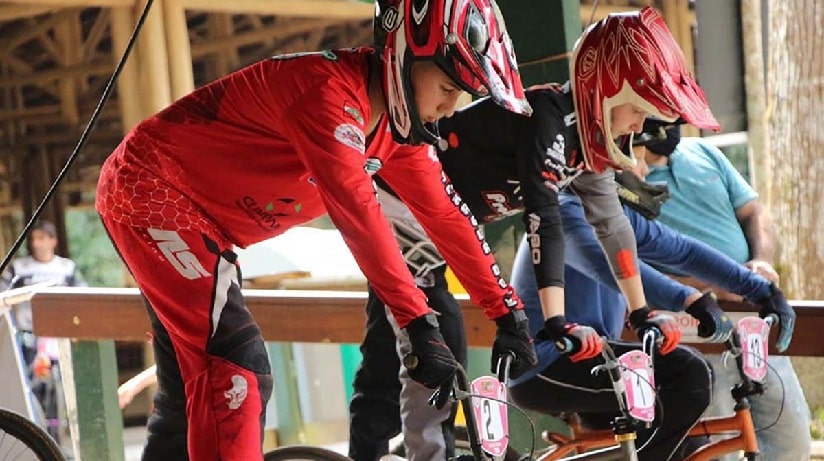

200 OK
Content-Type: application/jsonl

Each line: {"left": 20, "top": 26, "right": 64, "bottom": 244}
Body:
{"left": 0, "top": 280, "right": 59, "bottom": 308}
{"left": 496, "top": 351, "right": 514, "bottom": 384}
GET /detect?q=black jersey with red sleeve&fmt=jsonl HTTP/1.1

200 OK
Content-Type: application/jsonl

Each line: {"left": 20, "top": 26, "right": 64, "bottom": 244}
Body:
{"left": 436, "top": 84, "right": 585, "bottom": 290}
{"left": 96, "top": 48, "right": 519, "bottom": 327}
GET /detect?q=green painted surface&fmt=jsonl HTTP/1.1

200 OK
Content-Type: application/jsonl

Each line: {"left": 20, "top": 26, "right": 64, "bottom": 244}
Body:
{"left": 339, "top": 344, "right": 362, "bottom": 407}
{"left": 268, "top": 342, "right": 306, "bottom": 444}
{"left": 69, "top": 340, "right": 125, "bottom": 461}
{"left": 499, "top": 0, "right": 581, "bottom": 86}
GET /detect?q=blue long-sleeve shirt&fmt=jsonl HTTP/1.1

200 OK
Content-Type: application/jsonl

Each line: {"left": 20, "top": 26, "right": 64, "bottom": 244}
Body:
{"left": 510, "top": 192, "right": 772, "bottom": 386}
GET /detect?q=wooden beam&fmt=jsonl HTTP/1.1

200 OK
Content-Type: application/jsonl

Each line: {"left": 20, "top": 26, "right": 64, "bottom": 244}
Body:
{"left": 0, "top": 8, "right": 82, "bottom": 59}
{"left": 208, "top": 14, "right": 241, "bottom": 76}
{"left": 180, "top": 0, "right": 373, "bottom": 19}
{"left": 0, "top": 55, "right": 59, "bottom": 98}
{"left": 30, "top": 287, "right": 824, "bottom": 357}
{"left": 82, "top": 9, "right": 111, "bottom": 63}
{"left": 0, "top": 62, "right": 112, "bottom": 89}
{"left": 1, "top": 0, "right": 132, "bottom": 7}
{"left": 190, "top": 18, "right": 341, "bottom": 57}
{"left": 578, "top": 3, "right": 654, "bottom": 25}
{"left": 0, "top": 105, "right": 61, "bottom": 122}
{"left": 578, "top": 4, "right": 695, "bottom": 33}
{"left": 0, "top": 5, "right": 56, "bottom": 22}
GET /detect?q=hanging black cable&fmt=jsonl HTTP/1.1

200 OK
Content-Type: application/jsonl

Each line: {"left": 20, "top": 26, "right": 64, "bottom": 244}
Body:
{"left": 0, "top": 0, "right": 155, "bottom": 274}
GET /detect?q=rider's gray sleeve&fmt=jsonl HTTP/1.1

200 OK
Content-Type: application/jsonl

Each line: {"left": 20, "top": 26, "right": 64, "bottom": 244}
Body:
{"left": 376, "top": 185, "right": 445, "bottom": 287}
{"left": 569, "top": 170, "right": 640, "bottom": 280}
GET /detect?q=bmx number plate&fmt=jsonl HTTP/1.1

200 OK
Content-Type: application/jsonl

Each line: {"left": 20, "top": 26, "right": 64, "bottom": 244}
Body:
{"left": 470, "top": 376, "right": 509, "bottom": 457}
{"left": 738, "top": 316, "right": 769, "bottom": 382}
{"left": 618, "top": 350, "right": 656, "bottom": 423}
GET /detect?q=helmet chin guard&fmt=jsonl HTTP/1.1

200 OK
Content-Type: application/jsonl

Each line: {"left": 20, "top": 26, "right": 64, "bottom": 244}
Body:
{"left": 571, "top": 6, "right": 720, "bottom": 172}
{"left": 375, "top": 0, "right": 532, "bottom": 145}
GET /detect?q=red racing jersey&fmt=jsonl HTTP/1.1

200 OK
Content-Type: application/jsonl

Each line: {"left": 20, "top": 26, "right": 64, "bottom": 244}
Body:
{"left": 97, "top": 48, "right": 520, "bottom": 327}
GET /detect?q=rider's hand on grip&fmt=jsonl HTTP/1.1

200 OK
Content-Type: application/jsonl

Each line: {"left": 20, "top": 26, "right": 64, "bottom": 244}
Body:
{"left": 755, "top": 283, "right": 796, "bottom": 353}
{"left": 685, "top": 292, "right": 733, "bottom": 342}
{"left": 403, "top": 313, "right": 457, "bottom": 404}
{"left": 628, "top": 307, "right": 680, "bottom": 355}
{"left": 537, "top": 315, "right": 602, "bottom": 362}
{"left": 491, "top": 309, "right": 538, "bottom": 379}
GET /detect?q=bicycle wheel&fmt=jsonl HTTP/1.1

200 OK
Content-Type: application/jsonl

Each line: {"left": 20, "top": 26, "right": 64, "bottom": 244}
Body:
{"left": 0, "top": 407, "right": 65, "bottom": 460}
{"left": 264, "top": 445, "right": 352, "bottom": 461}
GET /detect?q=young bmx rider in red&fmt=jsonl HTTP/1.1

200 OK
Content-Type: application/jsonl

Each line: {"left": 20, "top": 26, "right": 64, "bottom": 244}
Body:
{"left": 96, "top": 0, "right": 537, "bottom": 459}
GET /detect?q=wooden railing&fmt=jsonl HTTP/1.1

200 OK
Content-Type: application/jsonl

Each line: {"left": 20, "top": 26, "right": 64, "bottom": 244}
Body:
{"left": 31, "top": 287, "right": 824, "bottom": 355}
{"left": 28, "top": 288, "right": 824, "bottom": 460}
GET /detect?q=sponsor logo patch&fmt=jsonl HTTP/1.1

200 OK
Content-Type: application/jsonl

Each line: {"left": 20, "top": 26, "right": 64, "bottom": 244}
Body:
{"left": 381, "top": 6, "right": 401, "bottom": 32}
{"left": 334, "top": 123, "right": 366, "bottom": 153}
{"left": 343, "top": 105, "right": 364, "bottom": 125}
{"left": 224, "top": 375, "right": 248, "bottom": 410}
{"left": 235, "top": 196, "right": 299, "bottom": 231}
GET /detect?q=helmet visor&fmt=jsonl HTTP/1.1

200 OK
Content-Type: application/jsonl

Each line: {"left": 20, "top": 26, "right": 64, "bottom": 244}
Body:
{"left": 442, "top": 0, "right": 531, "bottom": 115}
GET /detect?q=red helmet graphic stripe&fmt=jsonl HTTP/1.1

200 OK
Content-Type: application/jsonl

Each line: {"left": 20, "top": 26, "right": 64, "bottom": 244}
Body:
{"left": 571, "top": 6, "right": 719, "bottom": 172}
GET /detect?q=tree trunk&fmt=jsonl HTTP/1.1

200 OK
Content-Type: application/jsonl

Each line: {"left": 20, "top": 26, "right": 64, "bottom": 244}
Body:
{"left": 766, "top": 0, "right": 824, "bottom": 300}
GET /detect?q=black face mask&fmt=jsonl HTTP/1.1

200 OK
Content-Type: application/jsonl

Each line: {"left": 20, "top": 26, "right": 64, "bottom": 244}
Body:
{"left": 633, "top": 119, "right": 683, "bottom": 157}
{"left": 614, "top": 170, "right": 670, "bottom": 220}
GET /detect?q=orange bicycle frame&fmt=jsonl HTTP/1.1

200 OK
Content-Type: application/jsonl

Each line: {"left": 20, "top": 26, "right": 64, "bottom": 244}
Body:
{"left": 684, "top": 406, "right": 758, "bottom": 460}
{"left": 536, "top": 405, "right": 757, "bottom": 461}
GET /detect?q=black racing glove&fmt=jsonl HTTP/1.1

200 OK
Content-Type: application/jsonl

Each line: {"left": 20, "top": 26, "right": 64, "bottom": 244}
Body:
{"left": 685, "top": 292, "right": 733, "bottom": 343}
{"left": 754, "top": 283, "right": 796, "bottom": 353}
{"left": 627, "top": 307, "right": 681, "bottom": 355}
{"left": 614, "top": 170, "right": 670, "bottom": 220}
{"left": 536, "top": 315, "right": 602, "bottom": 362}
{"left": 491, "top": 309, "right": 538, "bottom": 380}
{"left": 403, "top": 313, "right": 457, "bottom": 409}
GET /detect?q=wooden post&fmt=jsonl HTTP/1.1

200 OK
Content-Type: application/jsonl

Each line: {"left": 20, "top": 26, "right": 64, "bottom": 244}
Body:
{"left": 162, "top": 0, "right": 195, "bottom": 99}
{"left": 135, "top": 0, "right": 172, "bottom": 115}
{"left": 208, "top": 13, "right": 240, "bottom": 78}
{"left": 110, "top": 6, "right": 143, "bottom": 132}
{"left": 55, "top": 12, "right": 81, "bottom": 125}
{"left": 740, "top": 0, "right": 771, "bottom": 204}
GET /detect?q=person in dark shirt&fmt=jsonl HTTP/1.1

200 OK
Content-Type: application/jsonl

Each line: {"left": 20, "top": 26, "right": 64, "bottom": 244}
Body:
{"left": 351, "top": 7, "right": 724, "bottom": 461}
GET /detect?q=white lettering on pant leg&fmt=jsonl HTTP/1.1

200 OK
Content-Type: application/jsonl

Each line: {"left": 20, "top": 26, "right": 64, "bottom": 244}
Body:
{"left": 148, "top": 229, "right": 211, "bottom": 280}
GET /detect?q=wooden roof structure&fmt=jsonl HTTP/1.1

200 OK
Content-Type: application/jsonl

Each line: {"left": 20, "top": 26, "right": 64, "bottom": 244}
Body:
{"left": 0, "top": 0, "right": 693, "bottom": 226}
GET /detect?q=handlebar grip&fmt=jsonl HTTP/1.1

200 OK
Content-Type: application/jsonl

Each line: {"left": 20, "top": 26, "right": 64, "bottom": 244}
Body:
{"left": 403, "top": 353, "right": 419, "bottom": 370}
{"left": 764, "top": 314, "right": 779, "bottom": 328}
{"left": 641, "top": 327, "right": 662, "bottom": 357}
{"left": 496, "top": 351, "right": 515, "bottom": 382}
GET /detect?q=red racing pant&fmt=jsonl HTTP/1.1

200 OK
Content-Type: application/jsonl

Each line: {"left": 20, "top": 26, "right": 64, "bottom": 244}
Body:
{"left": 102, "top": 217, "right": 273, "bottom": 461}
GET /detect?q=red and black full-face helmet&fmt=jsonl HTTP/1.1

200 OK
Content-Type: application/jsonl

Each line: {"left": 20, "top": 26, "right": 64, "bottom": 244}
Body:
{"left": 375, "top": 0, "right": 532, "bottom": 145}
{"left": 570, "top": 6, "right": 720, "bottom": 172}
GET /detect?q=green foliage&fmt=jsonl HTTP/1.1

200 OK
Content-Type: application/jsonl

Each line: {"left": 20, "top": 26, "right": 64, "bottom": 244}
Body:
{"left": 65, "top": 210, "right": 125, "bottom": 287}
{"left": 812, "top": 407, "right": 824, "bottom": 440}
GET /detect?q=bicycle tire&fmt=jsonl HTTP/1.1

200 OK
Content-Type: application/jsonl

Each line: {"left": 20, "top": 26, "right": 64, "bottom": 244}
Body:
{"left": 264, "top": 445, "right": 352, "bottom": 461}
{"left": 0, "top": 407, "right": 65, "bottom": 460}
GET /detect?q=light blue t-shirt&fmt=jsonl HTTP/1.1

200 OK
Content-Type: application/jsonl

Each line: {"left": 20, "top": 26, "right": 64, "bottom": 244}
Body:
{"left": 645, "top": 138, "right": 758, "bottom": 264}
